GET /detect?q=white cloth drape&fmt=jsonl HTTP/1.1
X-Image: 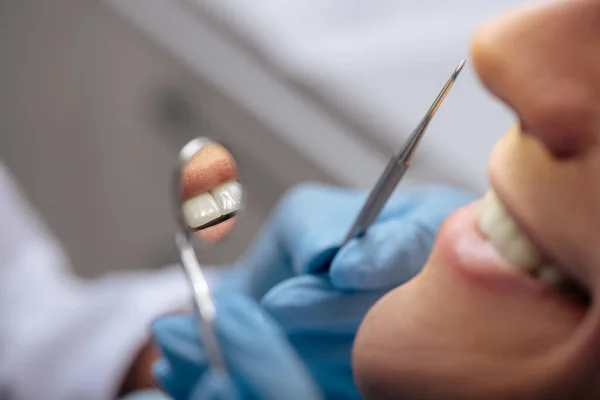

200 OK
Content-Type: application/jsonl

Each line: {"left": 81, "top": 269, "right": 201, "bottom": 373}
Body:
{"left": 0, "top": 163, "right": 193, "bottom": 400}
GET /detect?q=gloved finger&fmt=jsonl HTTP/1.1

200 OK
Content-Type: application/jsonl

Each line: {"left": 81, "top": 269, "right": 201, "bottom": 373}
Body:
{"left": 152, "top": 293, "right": 322, "bottom": 400}
{"left": 221, "top": 183, "right": 364, "bottom": 299}
{"left": 260, "top": 275, "right": 382, "bottom": 334}
{"left": 224, "top": 182, "right": 435, "bottom": 296}
{"left": 330, "top": 215, "right": 428, "bottom": 291}
{"left": 271, "top": 182, "right": 413, "bottom": 275}
{"left": 295, "top": 185, "right": 471, "bottom": 276}
{"left": 330, "top": 185, "right": 474, "bottom": 290}
{"left": 153, "top": 358, "right": 185, "bottom": 400}
{"left": 288, "top": 333, "right": 355, "bottom": 367}
{"left": 151, "top": 314, "right": 209, "bottom": 396}
{"left": 214, "top": 291, "right": 323, "bottom": 400}
{"left": 188, "top": 371, "right": 240, "bottom": 400}
{"left": 273, "top": 183, "right": 365, "bottom": 275}
{"left": 286, "top": 337, "right": 361, "bottom": 400}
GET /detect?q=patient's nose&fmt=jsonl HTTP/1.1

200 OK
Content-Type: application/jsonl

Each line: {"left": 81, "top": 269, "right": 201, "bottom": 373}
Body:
{"left": 471, "top": 0, "right": 600, "bottom": 158}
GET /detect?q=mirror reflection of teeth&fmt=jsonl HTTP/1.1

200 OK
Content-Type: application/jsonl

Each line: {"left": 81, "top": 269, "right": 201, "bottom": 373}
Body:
{"left": 182, "top": 180, "right": 242, "bottom": 229}
{"left": 210, "top": 181, "right": 242, "bottom": 215}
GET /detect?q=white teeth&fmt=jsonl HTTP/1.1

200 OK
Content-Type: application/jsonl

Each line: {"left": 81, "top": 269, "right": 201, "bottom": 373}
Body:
{"left": 478, "top": 190, "right": 580, "bottom": 296}
{"left": 182, "top": 180, "right": 242, "bottom": 229}
{"left": 210, "top": 181, "right": 242, "bottom": 215}
{"left": 537, "top": 265, "right": 565, "bottom": 288}
{"left": 478, "top": 190, "right": 542, "bottom": 272}
{"left": 182, "top": 193, "right": 222, "bottom": 228}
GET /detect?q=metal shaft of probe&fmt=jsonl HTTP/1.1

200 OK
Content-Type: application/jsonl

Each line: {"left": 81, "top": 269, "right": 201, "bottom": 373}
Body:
{"left": 342, "top": 60, "right": 466, "bottom": 245}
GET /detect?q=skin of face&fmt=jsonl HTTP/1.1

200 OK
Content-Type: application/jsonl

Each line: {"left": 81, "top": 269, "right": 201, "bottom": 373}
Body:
{"left": 180, "top": 142, "right": 238, "bottom": 243}
{"left": 352, "top": 0, "right": 600, "bottom": 398}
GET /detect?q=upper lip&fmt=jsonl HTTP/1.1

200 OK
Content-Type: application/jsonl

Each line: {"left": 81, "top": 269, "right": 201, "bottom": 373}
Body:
{"left": 180, "top": 159, "right": 238, "bottom": 201}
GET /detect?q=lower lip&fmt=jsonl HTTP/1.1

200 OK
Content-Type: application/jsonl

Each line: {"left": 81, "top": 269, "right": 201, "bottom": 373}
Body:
{"left": 435, "top": 202, "right": 569, "bottom": 302}
{"left": 196, "top": 216, "right": 237, "bottom": 242}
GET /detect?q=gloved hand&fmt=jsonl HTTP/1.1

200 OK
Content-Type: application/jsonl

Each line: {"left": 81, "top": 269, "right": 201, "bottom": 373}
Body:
{"left": 223, "top": 183, "right": 475, "bottom": 399}
{"left": 152, "top": 291, "right": 323, "bottom": 400}
{"left": 151, "top": 183, "right": 474, "bottom": 399}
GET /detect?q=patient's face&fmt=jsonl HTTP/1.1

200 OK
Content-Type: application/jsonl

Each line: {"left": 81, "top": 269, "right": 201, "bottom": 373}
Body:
{"left": 353, "top": 0, "right": 600, "bottom": 398}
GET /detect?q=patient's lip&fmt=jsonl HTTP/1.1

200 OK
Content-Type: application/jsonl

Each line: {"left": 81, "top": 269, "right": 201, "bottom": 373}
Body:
{"left": 437, "top": 202, "right": 583, "bottom": 313}
{"left": 196, "top": 217, "right": 237, "bottom": 243}
{"left": 438, "top": 203, "right": 542, "bottom": 295}
{"left": 180, "top": 143, "right": 239, "bottom": 201}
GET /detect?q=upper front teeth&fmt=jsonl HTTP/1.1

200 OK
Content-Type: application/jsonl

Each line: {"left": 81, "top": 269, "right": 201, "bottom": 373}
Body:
{"left": 210, "top": 181, "right": 242, "bottom": 215}
{"left": 182, "top": 192, "right": 222, "bottom": 228}
{"left": 478, "top": 190, "right": 584, "bottom": 297}
{"left": 182, "top": 180, "right": 242, "bottom": 228}
{"left": 478, "top": 190, "right": 542, "bottom": 272}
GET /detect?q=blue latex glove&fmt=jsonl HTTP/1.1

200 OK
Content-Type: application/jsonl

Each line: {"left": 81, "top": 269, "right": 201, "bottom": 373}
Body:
{"left": 152, "top": 291, "right": 323, "bottom": 400}
{"left": 222, "top": 183, "right": 474, "bottom": 398}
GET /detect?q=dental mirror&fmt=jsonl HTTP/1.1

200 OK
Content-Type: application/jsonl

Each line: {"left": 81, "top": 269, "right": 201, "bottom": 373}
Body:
{"left": 170, "top": 136, "right": 245, "bottom": 375}
{"left": 175, "top": 137, "right": 244, "bottom": 246}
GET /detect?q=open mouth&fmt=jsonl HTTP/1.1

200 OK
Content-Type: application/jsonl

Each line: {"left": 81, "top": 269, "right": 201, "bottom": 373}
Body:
{"left": 182, "top": 180, "right": 242, "bottom": 230}
{"left": 477, "top": 189, "right": 590, "bottom": 307}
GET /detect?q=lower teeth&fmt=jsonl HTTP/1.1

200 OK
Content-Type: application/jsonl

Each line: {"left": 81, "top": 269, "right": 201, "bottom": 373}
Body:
{"left": 536, "top": 265, "right": 565, "bottom": 287}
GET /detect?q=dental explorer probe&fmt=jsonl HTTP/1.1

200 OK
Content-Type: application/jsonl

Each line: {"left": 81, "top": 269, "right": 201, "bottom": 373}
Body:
{"left": 342, "top": 60, "right": 467, "bottom": 246}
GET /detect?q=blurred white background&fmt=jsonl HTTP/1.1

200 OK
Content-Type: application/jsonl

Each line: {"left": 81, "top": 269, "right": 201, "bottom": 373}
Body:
{"left": 0, "top": 0, "right": 332, "bottom": 277}
{"left": 0, "top": 0, "right": 517, "bottom": 278}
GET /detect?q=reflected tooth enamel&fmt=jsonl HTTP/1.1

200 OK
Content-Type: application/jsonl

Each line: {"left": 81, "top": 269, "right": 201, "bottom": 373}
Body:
{"left": 538, "top": 265, "right": 565, "bottom": 287}
{"left": 478, "top": 190, "right": 542, "bottom": 272}
{"left": 210, "top": 181, "right": 242, "bottom": 215}
{"left": 182, "top": 193, "right": 222, "bottom": 228}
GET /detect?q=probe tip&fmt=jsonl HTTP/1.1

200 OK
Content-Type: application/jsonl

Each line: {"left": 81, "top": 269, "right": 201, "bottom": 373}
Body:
{"left": 452, "top": 60, "right": 467, "bottom": 80}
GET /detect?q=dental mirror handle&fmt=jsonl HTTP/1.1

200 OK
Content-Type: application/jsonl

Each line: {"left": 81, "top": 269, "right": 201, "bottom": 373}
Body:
{"left": 175, "top": 231, "right": 227, "bottom": 373}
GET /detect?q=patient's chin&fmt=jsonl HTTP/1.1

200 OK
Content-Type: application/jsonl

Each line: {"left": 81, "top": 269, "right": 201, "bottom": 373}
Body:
{"left": 352, "top": 274, "right": 511, "bottom": 400}
{"left": 352, "top": 254, "right": 586, "bottom": 400}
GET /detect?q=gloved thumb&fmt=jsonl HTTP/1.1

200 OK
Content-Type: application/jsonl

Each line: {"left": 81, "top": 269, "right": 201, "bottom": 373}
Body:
{"left": 330, "top": 185, "right": 474, "bottom": 290}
